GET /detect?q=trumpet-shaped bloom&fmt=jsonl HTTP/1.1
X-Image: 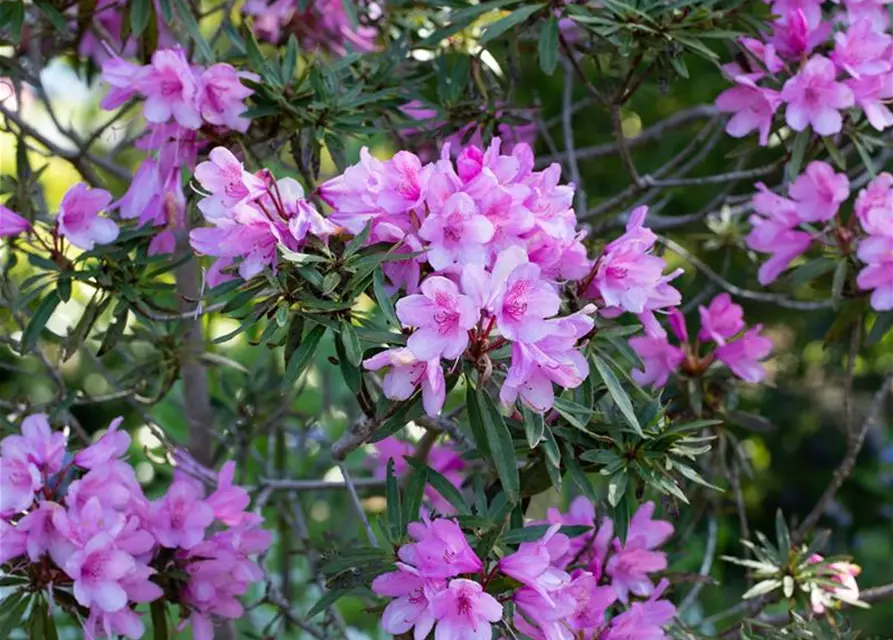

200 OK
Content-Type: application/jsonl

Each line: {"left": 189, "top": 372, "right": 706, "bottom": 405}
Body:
{"left": 698, "top": 293, "right": 745, "bottom": 345}
{"left": 64, "top": 533, "right": 137, "bottom": 612}
{"left": 199, "top": 63, "right": 257, "bottom": 133}
{"left": 2, "top": 413, "right": 66, "bottom": 476}
{"left": 372, "top": 566, "right": 442, "bottom": 640}
{"left": 499, "top": 523, "right": 570, "bottom": 605}
{"left": 363, "top": 348, "right": 447, "bottom": 417}
{"left": 57, "top": 183, "right": 119, "bottom": 251}
{"left": 419, "top": 192, "right": 494, "bottom": 270}
{"left": 0, "top": 204, "right": 30, "bottom": 237}
{"left": 781, "top": 55, "right": 855, "bottom": 136}
{"left": 396, "top": 276, "right": 479, "bottom": 361}
{"left": 428, "top": 579, "right": 502, "bottom": 640}
{"left": 715, "top": 74, "right": 781, "bottom": 146}
{"left": 629, "top": 336, "right": 684, "bottom": 389}
{"left": 606, "top": 502, "right": 673, "bottom": 603}
{"left": 135, "top": 47, "right": 202, "bottom": 129}
{"left": 788, "top": 161, "right": 849, "bottom": 223}
{"left": 831, "top": 18, "right": 892, "bottom": 78}
{"left": 74, "top": 417, "right": 129, "bottom": 469}
{"left": 149, "top": 480, "right": 215, "bottom": 549}
{"left": 399, "top": 516, "right": 482, "bottom": 579}
{"left": 715, "top": 326, "right": 774, "bottom": 383}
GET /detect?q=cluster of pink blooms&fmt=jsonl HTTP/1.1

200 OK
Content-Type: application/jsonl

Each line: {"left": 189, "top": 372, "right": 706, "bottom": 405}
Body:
{"left": 0, "top": 183, "right": 120, "bottom": 251}
{"left": 99, "top": 46, "right": 256, "bottom": 255}
{"left": 317, "top": 139, "right": 680, "bottom": 416}
{"left": 630, "top": 294, "right": 773, "bottom": 387}
{"left": 746, "top": 161, "right": 892, "bottom": 310}
{"left": 372, "top": 497, "right": 676, "bottom": 639}
{"left": 0, "top": 414, "right": 269, "bottom": 640}
{"left": 369, "top": 436, "right": 466, "bottom": 513}
{"left": 715, "top": 0, "right": 892, "bottom": 143}
{"left": 242, "top": 0, "right": 378, "bottom": 54}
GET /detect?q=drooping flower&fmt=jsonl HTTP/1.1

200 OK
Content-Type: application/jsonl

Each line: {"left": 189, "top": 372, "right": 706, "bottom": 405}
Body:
{"left": 788, "top": 161, "right": 850, "bottom": 223}
{"left": 198, "top": 64, "right": 257, "bottom": 133}
{"left": 0, "top": 203, "right": 30, "bottom": 237}
{"left": 363, "top": 348, "right": 447, "bottom": 417}
{"left": 134, "top": 47, "right": 202, "bottom": 129}
{"left": 606, "top": 502, "right": 674, "bottom": 603}
{"left": 781, "top": 55, "right": 855, "bottom": 136}
{"left": 698, "top": 293, "right": 746, "bottom": 345}
{"left": 715, "top": 74, "right": 781, "bottom": 146}
{"left": 629, "top": 336, "right": 684, "bottom": 389}
{"left": 399, "top": 515, "right": 483, "bottom": 579}
{"left": 57, "top": 183, "right": 119, "bottom": 251}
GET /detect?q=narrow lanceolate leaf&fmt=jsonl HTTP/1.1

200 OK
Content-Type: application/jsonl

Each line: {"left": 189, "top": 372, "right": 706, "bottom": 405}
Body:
{"left": 476, "top": 387, "right": 520, "bottom": 503}
{"left": 405, "top": 458, "right": 470, "bottom": 515}
{"left": 787, "top": 130, "right": 810, "bottom": 181}
{"left": 339, "top": 320, "right": 363, "bottom": 367}
{"left": 538, "top": 15, "right": 559, "bottom": 75}
{"left": 129, "top": 0, "right": 152, "bottom": 35}
{"left": 385, "top": 459, "right": 402, "bottom": 536}
{"left": 373, "top": 269, "right": 400, "bottom": 327}
{"left": 21, "top": 291, "right": 60, "bottom": 355}
{"left": 403, "top": 465, "right": 427, "bottom": 530}
{"left": 35, "top": 0, "right": 68, "bottom": 32}
{"left": 562, "top": 440, "right": 598, "bottom": 503}
{"left": 591, "top": 355, "right": 642, "bottom": 435}
{"left": 742, "top": 579, "right": 782, "bottom": 599}
{"left": 521, "top": 405, "right": 545, "bottom": 448}
{"left": 283, "top": 324, "right": 326, "bottom": 386}
{"left": 480, "top": 4, "right": 545, "bottom": 43}
{"left": 172, "top": 0, "right": 213, "bottom": 63}
{"left": 607, "top": 469, "right": 627, "bottom": 507}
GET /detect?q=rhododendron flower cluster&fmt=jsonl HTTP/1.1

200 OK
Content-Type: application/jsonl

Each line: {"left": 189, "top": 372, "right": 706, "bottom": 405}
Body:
{"left": 369, "top": 436, "right": 465, "bottom": 513}
{"left": 0, "top": 414, "right": 269, "bottom": 640}
{"left": 745, "top": 162, "right": 892, "bottom": 311}
{"left": 312, "top": 139, "right": 680, "bottom": 415}
{"left": 98, "top": 47, "right": 256, "bottom": 255}
{"left": 715, "top": 0, "right": 892, "bottom": 142}
{"left": 630, "top": 294, "right": 773, "bottom": 386}
{"left": 241, "top": 0, "right": 378, "bottom": 54}
{"left": 371, "top": 498, "right": 676, "bottom": 639}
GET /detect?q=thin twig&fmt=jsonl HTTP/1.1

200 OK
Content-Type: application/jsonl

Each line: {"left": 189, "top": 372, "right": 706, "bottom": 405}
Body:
{"left": 679, "top": 514, "right": 719, "bottom": 614}
{"left": 338, "top": 462, "right": 379, "bottom": 547}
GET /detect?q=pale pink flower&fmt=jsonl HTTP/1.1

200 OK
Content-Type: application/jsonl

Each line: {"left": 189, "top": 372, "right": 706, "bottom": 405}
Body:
{"left": 0, "top": 203, "right": 30, "bottom": 237}
{"left": 854, "top": 173, "right": 893, "bottom": 234}
{"left": 206, "top": 461, "right": 251, "bottom": 526}
{"left": 149, "top": 480, "right": 215, "bottom": 549}
{"left": 715, "top": 325, "right": 773, "bottom": 382}
{"left": 74, "top": 417, "right": 130, "bottom": 469}
{"left": 545, "top": 496, "right": 597, "bottom": 568}
{"left": 781, "top": 55, "right": 855, "bottom": 135}
{"left": 499, "top": 523, "right": 570, "bottom": 606}
{"left": 135, "top": 47, "right": 202, "bottom": 129}
{"left": 606, "top": 502, "right": 673, "bottom": 603}
{"left": 64, "top": 533, "right": 136, "bottom": 612}
{"left": 857, "top": 236, "right": 893, "bottom": 310}
{"left": 372, "top": 565, "right": 442, "bottom": 639}
{"left": 602, "top": 578, "right": 676, "bottom": 640}
{"left": 396, "top": 276, "right": 479, "bottom": 361}
{"left": 57, "top": 183, "right": 119, "bottom": 250}
{"left": 0, "top": 520, "right": 27, "bottom": 563}
{"left": 770, "top": 8, "right": 831, "bottom": 59}
{"left": 193, "top": 147, "right": 266, "bottom": 219}
{"left": 378, "top": 151, "right": 431, "bottom": 215}
{"left": 831, "top": 18, "right": 892, "bottom": 78}
{"left": 847, "top": 73, "right": 893, "bottom": 130}
{"left": 715, "top": 74, "right": 781, "bottom": 145}
{"left": 363, "top": 348, "right": 447, "bottom": 417}
{"left": 428, "top": 578, "right": 502, "bottom": 640}
{"left": 83, "top": 608, "right": 145, "bottom": 640}
{"left": 99, "top": 56, "right": 141, "bottom": 110}
{"left": 0, "top": 454, "right": 41, "bottom": 516}
{"left": 789, "top": 161, "right": 850, "bottom": 223}
{"left": 2, "top": 413, "right": 66, "bottom": 476}
{"left": 629, "top": 336, "right": 684, "bottom": 389}
{"left": 399, "top": 515, "right": 483, "bottom": 579}
{"left": 698, "top": 293, "right": 746, "bottom": 345}
{"left": 199, "top": 64, "right": 257, "bottom": 133}
{"left": 419, "top": 192, "right": 495, "bottom": 270}
{"left": 808, "top": 555, "right": 863, "bottom": 613}
{"left": 746, "top": 184, "right": 811, "bottom": 285}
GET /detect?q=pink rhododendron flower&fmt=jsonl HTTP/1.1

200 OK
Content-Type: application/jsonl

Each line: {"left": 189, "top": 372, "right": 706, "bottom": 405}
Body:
{"left": 715, "top": 73, "right": 781, "bottom": 145}
{"left": 855, "top": 173, "right": 893, "bottom": 233}
{"left": 715, "top": 326, "right": 774, "bottom": 382}
{"left": 0, "top": 203, "right": 30, "bottom": 237}
{"left": 64, "top": 533, "right": 137, "bottom": 612}
{"left": 740, "top": 36, "right": 784, "bottom": 73}
{"left": 698, "top": 293, "right": 746, "bottom": 345}
{"left": 428, "top": 578, "right": 502, "bottom": 640}
{"left": 0, "top": 453, "right": 41, "bottom": 516}
{"left": 545, "top": 495, "right": 597, "bottom": 568}
{"left": 746, "top": 183, "right": 812, "bottom": 285}
{"left": 847, "top": 73, "right": 893, "bottom": 130}
{"left": 629, "top": 335, "right": 684, "bottom": 388}
{"left": 601, "top": 579, "right": 676, "bottom": 640}
{"left": 769, "top": 8, "right": 831, "bottom": 59}
{"left": 135, "top": 47, "right": 202, "bottom": 129}
{"left": 781, "top": 55, "right": 855, "bottom": 135}
{"left": 419, "top": 192, "right": 495, "bottom": 270}
{"left": 193, "top": 147, "right": 266, "bottom": 219}
{"left": 205, "top": 461, "right": 251, "bottom": 526}
{"left": 199, "top": 63, "right": 257, "bottom": 133}
{"left": 606, "top": 502, "right": 674, "bottom": 603}
{"left": 372, "top": 565, "right": 442, "bottom": 639}
{"left": 363, "top": 348, "right": 447, "bottom": 417}
{"left": 399, "top": 515, "right": 483, "bottom": 579}
{"left": 830, "top": 18, "right": 892, "bottom": 78}
{"left": 808, "top": 555, "right": 863, "bottom": 613}
{"left": 99, "top": 56, "right": 141, "bottom": 110}
{"left": 74, "top": 417, "right": 130, "bottom": 469}
{"left": 788, "top": 161, "right": 850, "bottom": 223}
{"left": 3, "top": 413, "right": 66, "bottom": 475}
{"left": 57, "top": 183, "right": 119, "bottom": 251}
{"left": 0, "top": 520, "right": 27, "bottom": 563}
{"left": 857, "top": 236, "right": 893, "bottom": 310}
{"left": 149, "top": 480, "right": 215, "bottom": 549}
{"left": 396, "top": 276, "right": 479, "bottom": 361}
{"left": 499, "top": 523, "right": 571, "bottom": 605}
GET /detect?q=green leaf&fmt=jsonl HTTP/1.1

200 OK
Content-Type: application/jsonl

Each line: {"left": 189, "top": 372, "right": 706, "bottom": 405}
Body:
{"left": 307, "top": 589, "right": 350, "bottom": 619}
{"left": 591, "top": 355, "right": 642, "bottom": 435}
{"left": 0, "top": 1, "right": 25, "bottom": 43}
{"left": 343, "top": 222, "right": 373, "bottom": 260}
{"left": 852, "top": 137, "right": 877, "bottom": 178}
{"left": 790, "top": 258, "right": 837, "bottom": 287}
{"left": 562, "top": 440, "right": 599, "bottom": 503}
{"left": 385, "top": 458, "right": 402, "bottom": 536}
{"left": 787, "top": 130, "right": 810, "bottom": 181}
{"left": 403, "top": 465, "right": 427, "bottom": 530}
{"left": 97, "top": 306, "right": 128, "bottom": 356}
{"left": 465, "top": 383, "right": 492, "bottom": 459}
{"left": 172, "top": 0, "right": 213, "bottom": 63}
{"left": 406, "top": 458, "right": 470, "bottom": 515}
{"left": 823, "top": 136, "right": 846, "bottom": 171}
{"left": 867, "top": 311, "right": 893, "bottom": 347}
{"left": 339, "top": 320, "right": 363, "bottom": 367}
{"left": 0, "top": 592, "right": 30, "bottom": 638}
{"left": 538, "top": 15, "right": 559, "bottom": 75}
{"left": 373, "top": 269, "right": 400, "bottom": 327}
{"left": 831, "top": 259, "right": 848, "bottom": 305}
{"left": 150, "top": 600, "right": 168, "bottom": 640}
{"left": 775, "top": 509, "right": 791, "bottom": 560}
{"left": 521, "top": 405, "right": 544, "bottom": 448}
{"left": 21, "top": 291, "right": 60, "bottom": 355}
{"left": 607, "top": 469, "right": 628, "bottom": 507}
{"left": 282, "top": 34, "right": 299, "bottom": 84}
{"left": 129, "top": 0, "right": 152, "bottom": 36}
{"left": 283, "top": 324, "right": 326, "bottom": 386}
{"left": 502, "top": 524, "right": 591, "bottom": 544}
{"left": 370, "top": 395, "right": 425, "bottom": 442}
{"left": 474, "top": 387, "right": 520, "bottom": 503}
{"left": 34, "top": 0, "right": 68, "bottom": 32}
{"left": 480, "top": 4, "right": 545, "bottom": 43}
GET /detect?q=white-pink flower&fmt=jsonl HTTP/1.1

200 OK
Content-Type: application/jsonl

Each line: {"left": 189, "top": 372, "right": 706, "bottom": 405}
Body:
{"left": 396, "top": 276, "right": 479, "bottom": 361}
{"left": 57, "top": 183, "right": 119, "bottom": 251}
{"left": 64, "top": 533, "right": 137, "bottom": 613}
{"left": 135, "top": 47, "right": 202, "bottom": 129}
{"left": 428, "top": 578, "right": 503, "bottom": 640}
{"left": 781, "top": 55, "right": 855, "bottom": 135}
